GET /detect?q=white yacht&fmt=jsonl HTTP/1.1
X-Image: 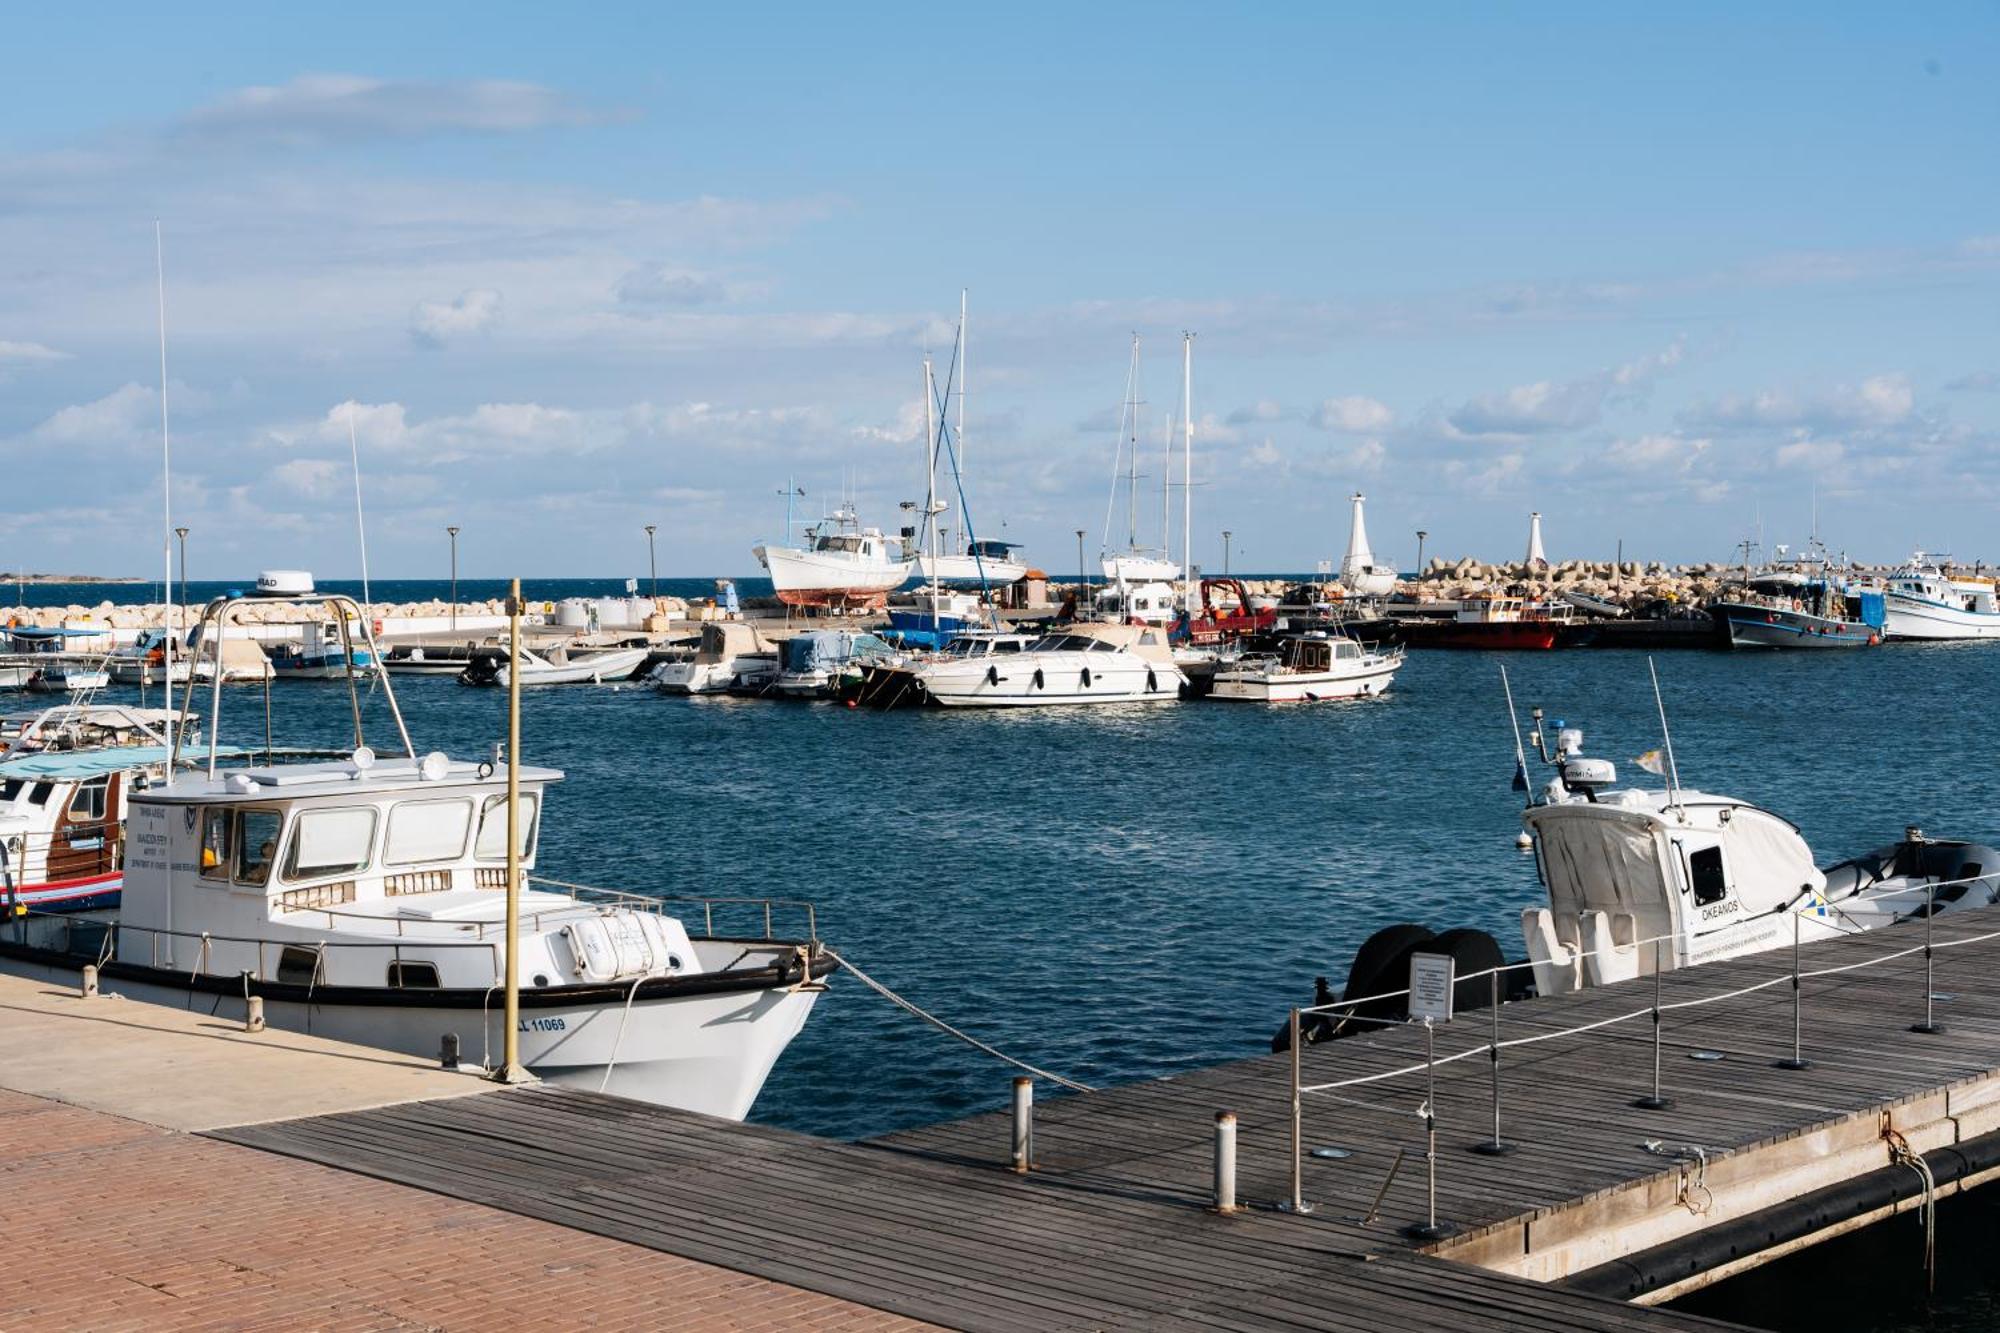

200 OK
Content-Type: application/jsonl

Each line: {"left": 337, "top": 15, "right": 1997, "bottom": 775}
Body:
{"left": 650, "top": 622, "right": 778, "bottom": 695}
{"left": 1519, "top": 725, "right": 1999, "bottom": 996}
{"left": 896, "top": 623, "right": 1186, "bottom": 707}
{"left": 107, "top": 630, "right": 212, "bottom": 687}
{"left": 1210, "top": 633, "right": 1403, "bottom": 703}
{"left": 914, "top": 540, "right": 1028, "bottom": 587}
{"left": 1881, "top": 554, "right": 2000, "bottom": 640}
{"left": 459, "top": 644, "right": 651, "bottom": 688}
{"left": 1092, "top": 575, "right": 1182, "bottom": 624}
{"left": 753, "top": 502, "right": 913, "bottom": 610}
{"left": 268, "top": 619, "right": 379, "bottom": 679}
{"left": 0, "top": 580, "right": 833, "bottom": 1120}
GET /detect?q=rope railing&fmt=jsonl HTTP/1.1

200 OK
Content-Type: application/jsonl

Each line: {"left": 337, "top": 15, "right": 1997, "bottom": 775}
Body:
{"left": 1285, "top": 879, "right": 2000, "bottom": 1232}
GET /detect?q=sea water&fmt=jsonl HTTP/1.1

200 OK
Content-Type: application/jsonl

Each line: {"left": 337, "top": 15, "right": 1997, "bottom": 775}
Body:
{"left": 31, "top": 580, "right": 2000, "bottom": 1330}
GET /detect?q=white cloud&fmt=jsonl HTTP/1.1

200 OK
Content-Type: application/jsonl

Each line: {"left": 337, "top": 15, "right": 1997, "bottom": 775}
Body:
{"left": 1226, "top": 399, "right": 1284, "bottom": 425}
{"left": 0, "top": 340, "right": 68, "bottom": 365}
{"left": 1605, "top": 432, "right": 1711, "bottom": 472}
{"left": 615, "top": 265, "right": 729, "bottom": 308}
{"left": 1775, "top": 437, "right": 1846, "bottom": 469}
{"left": 410, "top": 289, "right": 502, "bottom": 346}
{"left": 1311, "top": 395, "right": 1394, "bottom": 433}
{"left": 270, "top": 458, "right": 344, "bottom": 497}
{"left": 1683, "top": 373, "right": 1913, "bottom": 431}
{"left": 172, "top": 74, "right": 602, "bottom": 149}
{"left": 32, "top": 382, "right": 155, "bottom": 444}
{"left": 1449, "top": 339, "right": 1684, "bottom": 437}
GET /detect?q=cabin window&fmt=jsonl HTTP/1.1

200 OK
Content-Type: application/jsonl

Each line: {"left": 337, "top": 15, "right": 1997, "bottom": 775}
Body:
{"left": 474, "top": 793, "right": 540, "bottom": 860}
{"left": 199, "top": 809, "right": 234, "bottom": 880}
{"left": 0, "top": 779, "right": 19, "bottom": 802}
{"left": 27, "top": 782, "right": 52, "bottom": 807}
{"left": 237, "top": 810, "right": 283, "bottom": 885}
{"left": 67, "top": 777, "right": 109, "bottom": 823}
{"left": 387, "top": 960, "right": 441, "bottom": 989}
{"left": 1688, "top": 846, "right": 1728, "bottom": 905}
{"left": 275, "top": 945, "right": 320, "bottom": 985}
{"left": 284, "top": 807, "right": 378, "bottom": 881}
{"left": 385, "top": 799, "right": 473, "bottom": 866}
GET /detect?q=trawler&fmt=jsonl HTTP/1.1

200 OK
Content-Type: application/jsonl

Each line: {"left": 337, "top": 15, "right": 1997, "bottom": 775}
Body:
{"left": 0, "top": 574, "right": 834, "bottom": 1119}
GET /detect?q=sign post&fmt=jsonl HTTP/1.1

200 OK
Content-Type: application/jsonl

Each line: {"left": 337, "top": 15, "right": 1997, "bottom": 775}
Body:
{"left": 1404, "top": 953, "right": 1459, "bottom": 1240}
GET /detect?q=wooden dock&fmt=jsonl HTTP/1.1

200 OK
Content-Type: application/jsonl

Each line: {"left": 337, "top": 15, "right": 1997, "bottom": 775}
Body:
{"left": 11, "top": 903, "right": 1999, "bottom": 1329}
{"left": 205, "top": 904, "right": 2000, "bottom": 1329}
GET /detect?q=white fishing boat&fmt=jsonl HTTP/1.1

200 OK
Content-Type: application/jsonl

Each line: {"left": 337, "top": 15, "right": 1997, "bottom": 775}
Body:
{"left": 1210, "top": 633, "right": 1403, "bottom": 703}
{"left": 1517, "top": 723, "right": 2000, "bottom": 995}
{"left": 650, "top": 621, "right": 778, "bottom": 695}
{"left": 0, "top": 581, "right": 834, "bottom": 1120}
{"left": 753, "top": 502, "right": 913, "bottom": 610}
{"left": 107, "top": 629, "right": 212, "bottom": 686}
{"left": 1880, "top": 554, "right": 2000, "bottom": 640}
{"left": 464, "top": 644, "right": 650, "bottom": 688}
{"left": 268, "top": 618, "right": 379, "bottom": 678}
{"left": 897, "top": 623, "right": 1185, "bottom": 707}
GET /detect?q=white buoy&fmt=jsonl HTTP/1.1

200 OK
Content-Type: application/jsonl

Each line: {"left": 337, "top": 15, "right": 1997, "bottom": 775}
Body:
{"left": 1515, "top": 830, "right": 1535, "bottom": 851}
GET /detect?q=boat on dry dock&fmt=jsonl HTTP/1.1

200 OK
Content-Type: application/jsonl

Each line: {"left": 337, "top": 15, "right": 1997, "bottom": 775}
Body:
{"left": 0, "top": 575, "right": 835, "bottom": 1119}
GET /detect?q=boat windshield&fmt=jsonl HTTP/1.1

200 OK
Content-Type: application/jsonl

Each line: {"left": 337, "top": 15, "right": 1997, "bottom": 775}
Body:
{"left": 814, "top": 534, "right": 866, "bottom": 555}
{"left": 1026, "top": 634, "right": 1117, "bottom": 653}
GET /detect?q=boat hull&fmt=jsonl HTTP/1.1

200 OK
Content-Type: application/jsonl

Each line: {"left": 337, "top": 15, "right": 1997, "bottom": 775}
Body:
{"left": 1882, "top": 593, "right": 2000, "bottom": 641}
{"left": 1712, "top": 602, "right": 1878, "bottom": 649}
{"left": 1423, "top": 623, "right": 1559, "bottom": 650}
{"left": 910, "top": 653, "right": 1184, "bottom": 707}
{"left": 1210, "top": 660, "right": 1400, "bottom": 702}
{"left": 0, "top": 944, "right": 828, "bottom": 1121}
{"left": 755, "top": 545, "right": 911, "bottom": 610}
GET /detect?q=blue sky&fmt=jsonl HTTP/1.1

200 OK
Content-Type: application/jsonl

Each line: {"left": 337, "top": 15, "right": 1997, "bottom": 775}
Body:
{"left": 3, "top": 3, "right": 1998, "bottom": 578}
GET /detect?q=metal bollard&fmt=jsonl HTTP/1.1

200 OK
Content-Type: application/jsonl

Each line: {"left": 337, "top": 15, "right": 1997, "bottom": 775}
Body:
{"left": 439, "top": 1032, "right": 461, "bottom": 1070}
{"left": 244, "top": 995, "right": 265, "bottom": 1033}
{"left": 1214, "top": 1111, "right": 1238, "bottom": 1214}
{"left": 1634, "top": 941, "right": 1673, "bottom": 1110}
{"left": 1010, "top": 1076, "right": 1033, "bottom": 1174}
{"left": 1775, "top": 909, "right": 1812, "bottom": 1070}
{"left": 1471, "top": 969, "right": 1514, "bottom": 1154}
{"left": 80, "top": 964, "right": 98, "bottom": 999}
{"left": 1404, "top": 1018, "right": 1459, "bottom": 1241}
{"left": 1911, "top": 881, "right": 1944, "bottom": 1035}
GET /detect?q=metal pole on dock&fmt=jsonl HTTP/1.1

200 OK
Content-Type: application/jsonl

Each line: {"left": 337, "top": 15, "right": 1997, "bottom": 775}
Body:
{"left": 1471, "top": 970, "right": 1513, "bottom": 1154}
{"left": 1286, "top": 1007, "right": 1308, "bottom": 1213}
{"left": 1214, "top": 1111, "right": 1238, "bottom": 1214}
{"left": 1011, "top": 1076, "right": 1033, "bottom": 1174}
{"left": 1634, "top": 941, "right": 1673, "bottom": 1110}
{"left": 1912, "top": 879, "right": 1944, "bottom": 1035}
{"left": 1775, "top": 909, "right": 1811, "bottom": 1071}
{"left": 1405, "top": 1019, "right": 1458, "bottom": 1240}
{"left": 494, "top": 579, "right": 530, "bottom": 1085}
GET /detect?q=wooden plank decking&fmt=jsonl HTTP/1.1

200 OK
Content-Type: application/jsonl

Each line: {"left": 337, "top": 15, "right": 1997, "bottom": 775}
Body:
{"left": 210, "top": 903, "right": 2000, "bottom": 1330}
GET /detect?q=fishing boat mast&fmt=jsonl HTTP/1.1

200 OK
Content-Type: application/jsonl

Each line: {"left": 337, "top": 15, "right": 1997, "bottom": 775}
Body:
{"left": 153, "top": 222, "right": 175, "bottom": 782}
{"left": 1181, "top": 332, "right": 1195, "bottom": 616}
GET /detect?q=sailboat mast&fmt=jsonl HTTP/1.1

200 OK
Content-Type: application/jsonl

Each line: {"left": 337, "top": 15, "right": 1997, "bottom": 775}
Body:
{"left": 154, "top": 222, "right": 174, "bottom": 773}
{"left": 348, "top": 404, "right": 372, "bottom": 610}
{"left": 1128, "top": 335, "right": 1140, "bottom": 552}
{"left": 964, "top": 288, "right": 972, "bottom": 552}
{"left": 923, "top": 355, "right": 939, "bottom": 604}
{"left": 1182, "top": 332, "right": 1194, "bottom": 610}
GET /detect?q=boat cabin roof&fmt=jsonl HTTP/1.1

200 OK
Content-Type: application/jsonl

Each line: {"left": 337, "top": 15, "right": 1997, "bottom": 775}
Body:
{"left": 131, "top": 755, "right": 564, "bottom": 805}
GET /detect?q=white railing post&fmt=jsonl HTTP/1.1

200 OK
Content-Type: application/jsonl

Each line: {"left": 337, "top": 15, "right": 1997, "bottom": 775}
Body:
{"left": 1776, "top": 911, "right": 1812, "bottom": 1071}
{"left": 1010, "top": 1076, "right": 1033, "bottom": 1174}
{"left": 1471, "top": 968, "right": 1513, "bottom": 1154}
{"left": 1213, "top": 1111, "right": 1238, "bottom": 1214}
{"left": 1911, "top": 880, "right": 1944, "bottom": 1035}
{"left": 1635, "top": 940, "right": 1673, "bottom": 1110}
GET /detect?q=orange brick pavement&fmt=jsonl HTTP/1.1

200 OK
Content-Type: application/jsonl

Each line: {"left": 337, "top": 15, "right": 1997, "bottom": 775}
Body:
{"left": 0, "top": 1090, "right": 937, "bottom": 1332}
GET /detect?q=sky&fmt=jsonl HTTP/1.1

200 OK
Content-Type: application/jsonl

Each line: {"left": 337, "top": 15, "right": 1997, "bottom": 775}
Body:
{"left": 3, "top": 3, "right": 1998, "bottom": 580}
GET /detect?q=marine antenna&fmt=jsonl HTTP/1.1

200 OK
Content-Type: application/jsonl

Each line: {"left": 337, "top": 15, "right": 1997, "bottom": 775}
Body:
{"left": 1648, "top": 656, "right": 1683, "bottom": 811}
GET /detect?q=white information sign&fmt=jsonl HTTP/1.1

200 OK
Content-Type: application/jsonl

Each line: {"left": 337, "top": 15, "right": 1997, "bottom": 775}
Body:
{"left": 1408, "top": 952, "right": 1455, "bottom": 1024}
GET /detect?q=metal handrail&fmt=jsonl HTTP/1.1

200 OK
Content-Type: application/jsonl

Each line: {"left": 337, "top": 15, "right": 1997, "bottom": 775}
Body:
{"left": 7, "top": 907, "right": 503, "bottom": 986}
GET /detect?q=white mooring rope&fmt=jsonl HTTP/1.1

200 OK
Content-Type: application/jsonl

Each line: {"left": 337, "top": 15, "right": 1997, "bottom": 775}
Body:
{"left": 823, "top": 948, "right": 1095, "bottom": 1094}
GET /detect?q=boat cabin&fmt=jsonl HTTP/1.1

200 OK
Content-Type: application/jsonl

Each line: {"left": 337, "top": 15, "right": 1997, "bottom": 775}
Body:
{"left": 118, "top": 754, "right": 574, "bottom": 988}
{"left": 1275, "top": 636, "right": 1365, "bottom": 673}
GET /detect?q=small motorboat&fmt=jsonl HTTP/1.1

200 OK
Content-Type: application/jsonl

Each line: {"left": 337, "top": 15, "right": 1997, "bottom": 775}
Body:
{"left": 459, "top": 644, "right": 651, "bottom": 688}
{"left": 774, "top": 629, "right": 897, "bottom": 699}
{"left": 268, "top": 620, "right": 378, "bottom": 678}
{"left": 651, "top": 622, "right": 778, "bottom": 695}
{"left": 1209, "top": 633, "right": 1403, "bottom": 703}
{"left": 106, "top": 630, "right": 211, "bottom": 686}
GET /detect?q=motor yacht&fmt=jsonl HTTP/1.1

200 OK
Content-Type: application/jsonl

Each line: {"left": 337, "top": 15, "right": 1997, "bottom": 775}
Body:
{"left": 1880, "top": 554, "right": 2000, "bottom": 641}
{"left": 1210, "top": 633, "right": 1403, "bottom": 703}
{"left": 888, "top": 623, "right": 1186, "bottom": 707}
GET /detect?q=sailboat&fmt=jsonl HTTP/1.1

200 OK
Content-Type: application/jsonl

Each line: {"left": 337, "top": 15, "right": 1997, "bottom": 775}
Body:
{"left": 1097, "top": 334, "right": 1196, "bottom": 622}
{"left": 909, "top": 293, "right": 1028, "bottom": 588}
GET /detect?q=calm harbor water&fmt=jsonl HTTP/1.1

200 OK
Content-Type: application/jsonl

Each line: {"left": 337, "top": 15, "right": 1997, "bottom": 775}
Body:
{"left": 30, "top": 580, "right": 2000, "bottom": 1330}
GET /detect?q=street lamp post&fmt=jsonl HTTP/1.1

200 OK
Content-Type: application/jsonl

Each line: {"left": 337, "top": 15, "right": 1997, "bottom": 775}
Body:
{"left": 445, "top": 526, "right": 460, "bottom": 635}
{"left": 644, "top": 525, "right": 659, "bottom": 601}
{"left": 173, "top": 527, "right": 189, "bottom": 626}
{"left": 1223, "top": 530, "right": 1232, "bottom": 576}
{"left": 1416, "top": 529, "right": 1429, "bottom": 576}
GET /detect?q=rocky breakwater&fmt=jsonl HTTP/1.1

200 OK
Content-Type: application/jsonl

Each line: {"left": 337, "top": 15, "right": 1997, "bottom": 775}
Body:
{"left": 1401, "top": 558, "right": 1738, "bottom": 608}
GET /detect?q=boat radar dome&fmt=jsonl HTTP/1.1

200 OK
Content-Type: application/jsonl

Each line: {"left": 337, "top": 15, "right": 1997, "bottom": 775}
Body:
{"left": 254, "top": 570, "right": 316, "bottom": 597}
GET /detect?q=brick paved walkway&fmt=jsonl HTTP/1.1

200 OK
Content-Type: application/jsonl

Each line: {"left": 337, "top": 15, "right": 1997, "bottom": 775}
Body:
{"left": 0, "top": 1090, "right": 934, "bottom": 1332}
